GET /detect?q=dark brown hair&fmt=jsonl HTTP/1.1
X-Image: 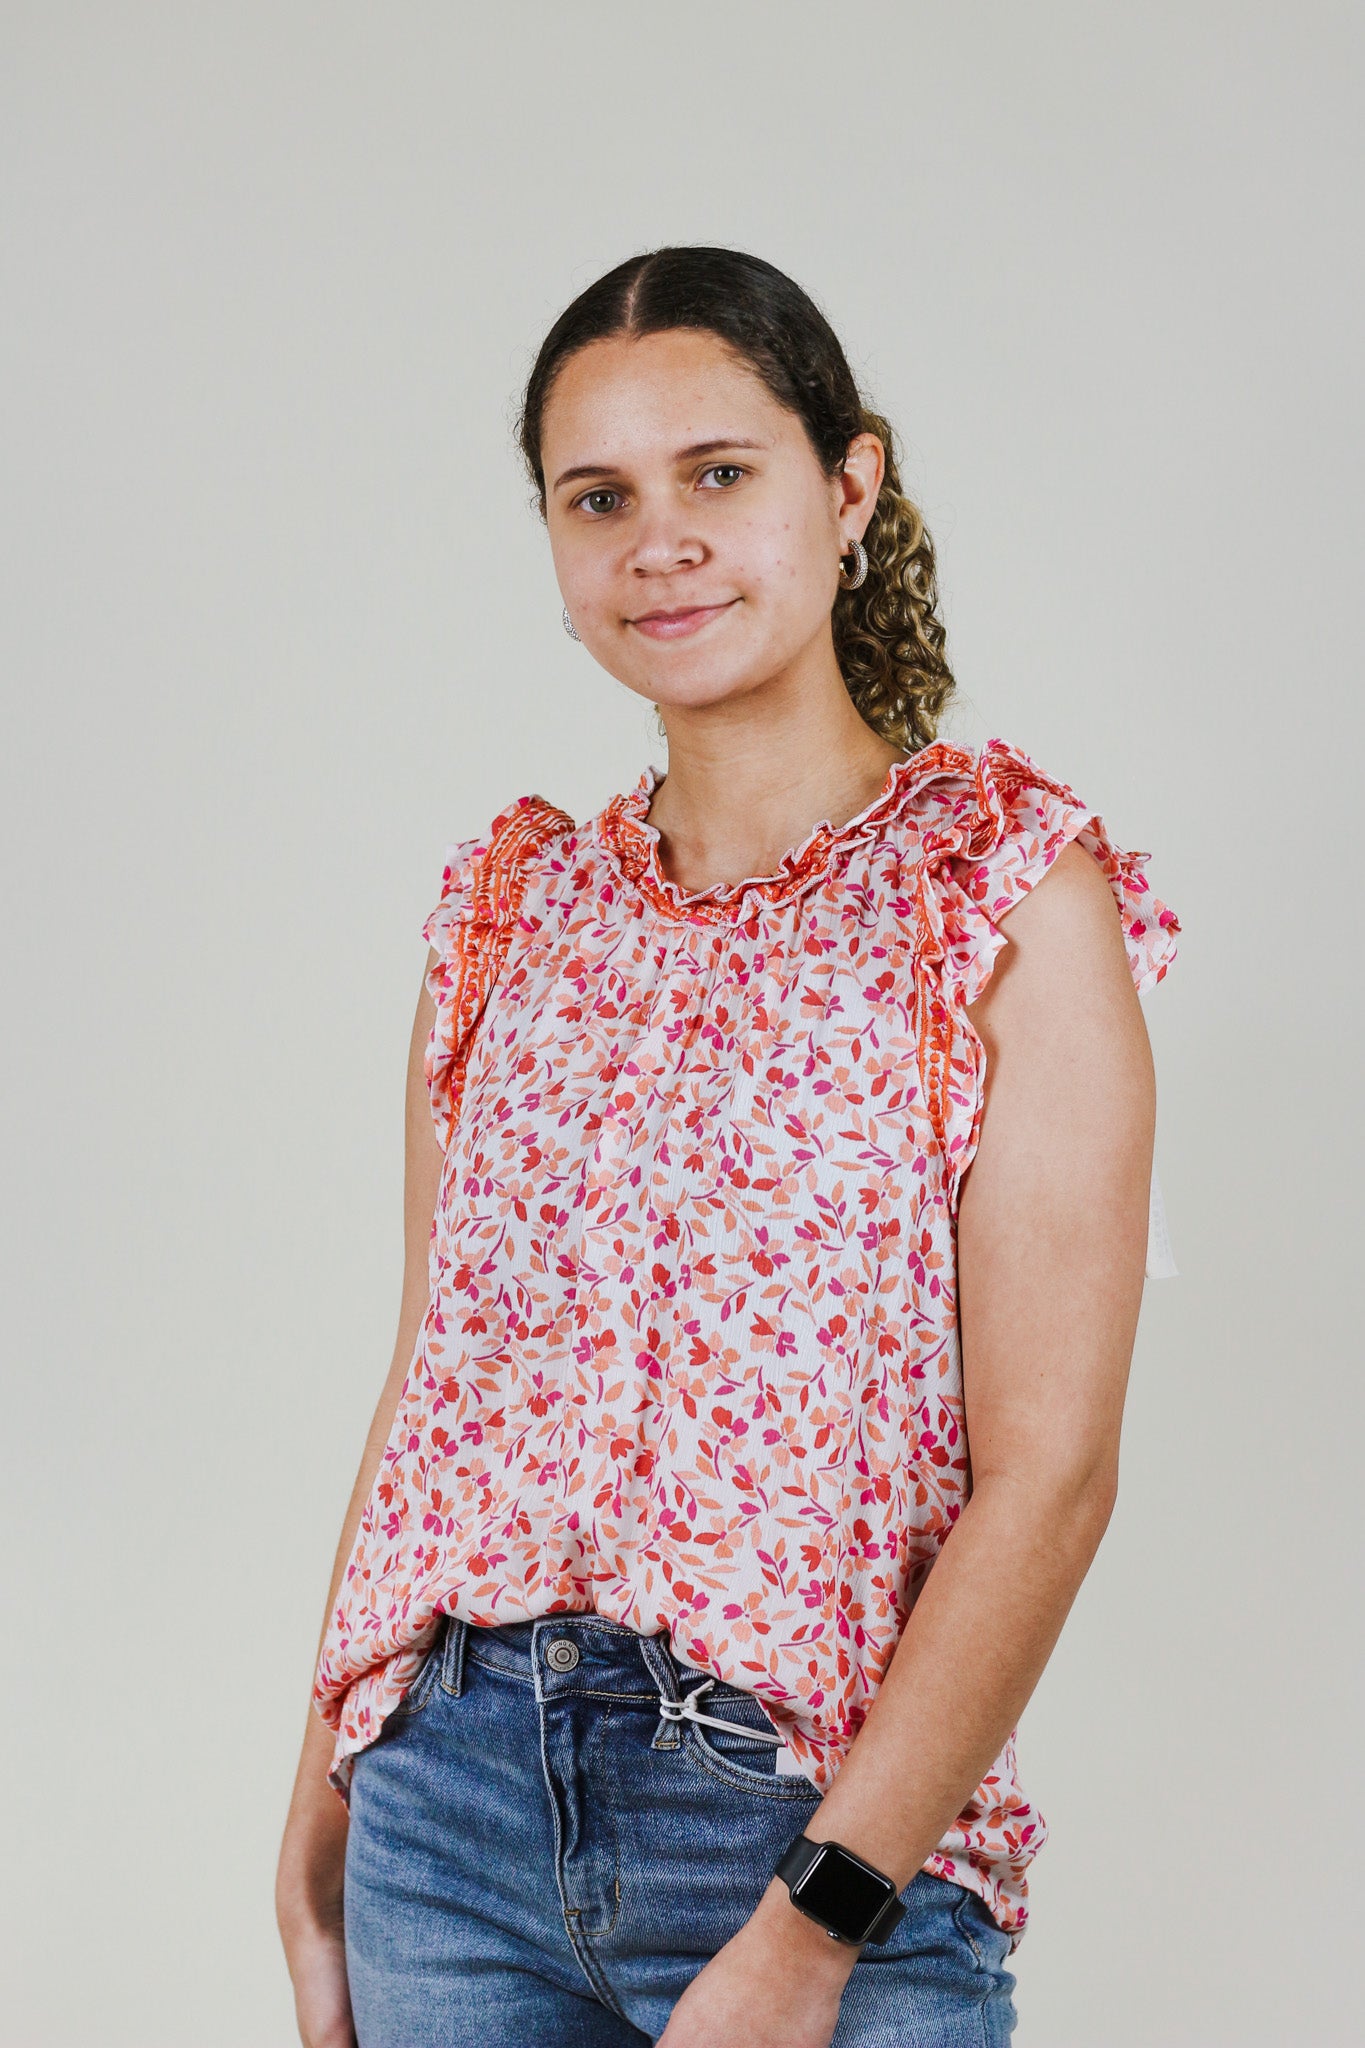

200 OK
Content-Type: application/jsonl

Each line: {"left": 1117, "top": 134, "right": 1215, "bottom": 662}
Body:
{"left": 515, "top": 245, "right": 956, "bottom": 751}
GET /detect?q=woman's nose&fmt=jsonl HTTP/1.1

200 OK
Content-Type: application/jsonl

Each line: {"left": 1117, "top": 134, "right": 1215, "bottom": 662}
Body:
{"left": 625, "top": 500, "right": 706, "bottom": 574}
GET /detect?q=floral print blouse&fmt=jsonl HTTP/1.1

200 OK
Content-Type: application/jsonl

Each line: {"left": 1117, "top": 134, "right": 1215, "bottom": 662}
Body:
{"left": 312, "top": 735, "right": 1180, "bottom": 1949}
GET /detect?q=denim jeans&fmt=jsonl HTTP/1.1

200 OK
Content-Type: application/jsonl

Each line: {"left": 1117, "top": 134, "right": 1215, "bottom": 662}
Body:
{"left": 343, "top": 1611, "right": 1018, "bottom": 2046}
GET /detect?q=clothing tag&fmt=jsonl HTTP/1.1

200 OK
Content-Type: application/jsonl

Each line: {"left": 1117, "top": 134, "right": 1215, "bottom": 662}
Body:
{"left": 774, "top": 1743, "right": 823, "bottom": 1782}
{"left": 1145, "top": 1162, "right": 1179, "bottom": 1280}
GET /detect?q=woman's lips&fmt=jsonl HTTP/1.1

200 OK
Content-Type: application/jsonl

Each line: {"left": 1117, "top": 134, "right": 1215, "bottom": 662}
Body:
{"left": 628, "top": 598, "right": 738, "bottom": 640}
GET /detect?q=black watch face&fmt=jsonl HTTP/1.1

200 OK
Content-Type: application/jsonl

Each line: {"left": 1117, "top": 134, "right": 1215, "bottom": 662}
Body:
{"left": 793, "top": 1845, "right": 895, "bottom": 1939}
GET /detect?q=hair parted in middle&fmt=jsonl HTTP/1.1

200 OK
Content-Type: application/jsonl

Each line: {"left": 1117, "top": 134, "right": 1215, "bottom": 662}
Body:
{"left": 515, "top": 244, "right": 956, "bottom": 753}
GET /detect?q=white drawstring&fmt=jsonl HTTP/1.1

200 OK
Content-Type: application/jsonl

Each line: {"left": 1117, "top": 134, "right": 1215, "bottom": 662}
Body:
{"left": 657, "top": 1676, "right": 786, "bottom": 1745}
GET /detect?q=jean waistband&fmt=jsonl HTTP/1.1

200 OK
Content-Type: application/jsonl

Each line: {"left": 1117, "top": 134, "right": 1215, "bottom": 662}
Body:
{"left": 436, "top": 1611, "right": 787, "bottom": 1748}
{"left": 452, "top": 1609, "right": 675, "bottom": 1683}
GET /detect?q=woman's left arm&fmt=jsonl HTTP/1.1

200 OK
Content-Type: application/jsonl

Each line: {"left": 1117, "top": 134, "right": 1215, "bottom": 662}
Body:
{"left": 658, "top": 840, "right": 1158, "bottom": 2045}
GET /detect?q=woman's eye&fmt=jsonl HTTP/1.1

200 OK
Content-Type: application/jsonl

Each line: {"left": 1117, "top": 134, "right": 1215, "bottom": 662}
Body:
{"left": 574, "top": 467, "right": 744, "bottom": 515}
{"left": 578, "top": 488, "right": 622, "bottom": 516}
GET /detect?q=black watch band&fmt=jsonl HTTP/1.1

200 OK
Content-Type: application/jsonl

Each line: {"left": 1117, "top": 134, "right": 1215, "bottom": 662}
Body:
{"left": 774, "top": 1833, "right": 907, "bottom": 1947}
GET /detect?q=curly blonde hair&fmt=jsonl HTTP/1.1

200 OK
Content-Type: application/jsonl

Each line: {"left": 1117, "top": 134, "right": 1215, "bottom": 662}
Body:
{"left": 515, "top": 245, "right": 956, "bottom": 752}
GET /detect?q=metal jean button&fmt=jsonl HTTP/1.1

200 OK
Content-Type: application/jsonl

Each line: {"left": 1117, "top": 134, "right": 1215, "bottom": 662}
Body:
{"left": 544, "top": 1638, "right": 581, "bottom": 1672}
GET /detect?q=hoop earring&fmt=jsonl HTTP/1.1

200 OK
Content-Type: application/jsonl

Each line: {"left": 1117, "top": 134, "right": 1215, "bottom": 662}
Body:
{"left": 838, "top": 537, "right": 869, "bottom": 590}
{"left": 562, "top": 604, "right": 581, "bottom": 641}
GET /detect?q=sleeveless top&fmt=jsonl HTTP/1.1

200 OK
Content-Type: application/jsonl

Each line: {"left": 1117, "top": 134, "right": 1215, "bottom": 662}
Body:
{"left": 311, "top": 735, "right": 1181, "bottom": 1950}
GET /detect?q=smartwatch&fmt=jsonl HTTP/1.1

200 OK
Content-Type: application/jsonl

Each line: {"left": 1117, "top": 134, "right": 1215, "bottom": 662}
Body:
{"left": 774, "top": 1833, "right": 906, "bottom": 1947}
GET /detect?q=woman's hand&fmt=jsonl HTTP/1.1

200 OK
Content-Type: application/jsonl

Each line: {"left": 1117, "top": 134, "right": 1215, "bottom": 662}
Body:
{"left": 276, "top": 1710, "right": 358, "bottom": 2047}
{"left": 279, "top": 1919, "right": 356, "bottom": 2048}
{"left": 656, "top": 1879, "right": 859, "bottom": 2048}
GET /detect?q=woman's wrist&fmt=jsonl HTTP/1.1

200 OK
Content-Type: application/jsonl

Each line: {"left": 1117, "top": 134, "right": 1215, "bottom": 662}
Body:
{"left": 276, "top": 1815, "right": 348, "bottom": 1946}
{"left": 276, "top": 1867, "right": 346, "bottom": 1948}
{"left": 746, "top": 1876, "right": 865, "bottom": 1980}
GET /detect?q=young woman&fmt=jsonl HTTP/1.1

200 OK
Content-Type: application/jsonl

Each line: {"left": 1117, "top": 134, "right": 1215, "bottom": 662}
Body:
{"left": 276, "top": 245, "right": 1180, "bottom": 2048}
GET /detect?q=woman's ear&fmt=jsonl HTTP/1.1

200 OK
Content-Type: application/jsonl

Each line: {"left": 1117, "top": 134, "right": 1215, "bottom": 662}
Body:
{"left": 838, "top": 430, "right": 886, "bottom": 537}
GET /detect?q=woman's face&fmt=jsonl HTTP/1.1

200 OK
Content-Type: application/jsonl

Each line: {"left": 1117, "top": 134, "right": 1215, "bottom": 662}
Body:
{"left": 539, "top": 328, "right": 882, "bottom": 716}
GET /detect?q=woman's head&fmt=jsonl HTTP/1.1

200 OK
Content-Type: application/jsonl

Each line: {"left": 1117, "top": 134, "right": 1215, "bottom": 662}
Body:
{"left": 516, "top": 246, "right": 956, "bottom": 752}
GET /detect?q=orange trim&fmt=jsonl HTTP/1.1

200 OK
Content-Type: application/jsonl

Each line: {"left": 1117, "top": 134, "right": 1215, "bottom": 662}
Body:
{"left": 431, "top": 794, "right": 574, "bottom": 1141}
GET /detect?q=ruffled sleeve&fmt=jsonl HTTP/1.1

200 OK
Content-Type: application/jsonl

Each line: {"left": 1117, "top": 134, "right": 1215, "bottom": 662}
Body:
{"left": 933, "top": 736, "right": 1181, "bottom": 1010}
{"left": 420, "top": 792, "right": 574, "bottom": 1150}
{"left": 908, "top": 738, "right": 1181, "bottom": 1237}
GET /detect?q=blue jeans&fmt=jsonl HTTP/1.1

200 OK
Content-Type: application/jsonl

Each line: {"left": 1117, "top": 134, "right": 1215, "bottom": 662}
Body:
{"left": 343, "top": 1612, "right": 1018, "bottom": 2046}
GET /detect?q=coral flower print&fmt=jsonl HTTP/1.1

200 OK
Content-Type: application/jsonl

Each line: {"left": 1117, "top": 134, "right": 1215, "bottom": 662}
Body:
{"left": 312, "top": 735, "right": 1179, "bottom": 1951}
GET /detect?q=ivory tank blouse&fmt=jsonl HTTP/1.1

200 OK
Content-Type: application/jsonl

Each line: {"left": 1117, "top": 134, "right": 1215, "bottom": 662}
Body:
{"left": 312, "top": 735, "right": 1180, "bottom": 1949}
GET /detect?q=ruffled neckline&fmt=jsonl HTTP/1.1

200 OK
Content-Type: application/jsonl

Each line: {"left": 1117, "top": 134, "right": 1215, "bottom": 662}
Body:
{"left": 594, "top": 740, "right": 976, "bottom": 924}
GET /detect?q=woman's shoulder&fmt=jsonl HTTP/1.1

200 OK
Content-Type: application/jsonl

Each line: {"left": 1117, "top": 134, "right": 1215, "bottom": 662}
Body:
{"left": 418, "top": 790, "right": 577, "bottom": 1149}
{"left": 423, "top": 790, "right": 578, "bottom": 937}
{"left": 904, "top": 733, "right": 1181, "bottom": 1005}
{"left": 902, "top": 733, "right": 1098, "bottom": 846}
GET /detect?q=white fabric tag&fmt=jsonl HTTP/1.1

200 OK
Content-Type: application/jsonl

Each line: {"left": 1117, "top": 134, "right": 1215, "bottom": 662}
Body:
{"left": 1145, "top": 1162, "right": 1179, "bottom": 1280}
{"left": 774, "top": 1743, "right": 820, "bottom": 1780}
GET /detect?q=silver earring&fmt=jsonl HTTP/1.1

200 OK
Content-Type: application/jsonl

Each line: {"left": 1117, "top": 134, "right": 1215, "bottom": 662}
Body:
{"left": 562, "top": 604, "right": 581, "bottom": 641}
{"left": 838, "top": 536, "right": 869, "bottom": 590}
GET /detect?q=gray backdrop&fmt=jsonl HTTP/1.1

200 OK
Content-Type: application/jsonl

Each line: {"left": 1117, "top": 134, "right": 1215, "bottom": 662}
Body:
{"left": 4, "top": 4, "right": 1360, "bottom": 2043}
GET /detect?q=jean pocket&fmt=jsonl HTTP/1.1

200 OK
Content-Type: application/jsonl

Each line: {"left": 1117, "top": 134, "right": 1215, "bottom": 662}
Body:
{"left": 387, "top": 1621, "right": 447, "bottom": 1720}
{"left": 678, "top": 1684, "right": 818, "bottom": 1799}
{"left": 950, "top": 1880, "right": 1014, "bottom": 1976}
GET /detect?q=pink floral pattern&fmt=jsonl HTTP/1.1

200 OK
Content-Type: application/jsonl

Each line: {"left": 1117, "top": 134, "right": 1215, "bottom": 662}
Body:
{"left": 312, "top": 735, "right": 1180, "bottom": 1950}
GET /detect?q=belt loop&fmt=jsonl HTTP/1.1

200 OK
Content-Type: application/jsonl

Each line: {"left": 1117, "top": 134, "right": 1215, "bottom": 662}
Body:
{"left": 637, "top": 1628, "right": 684, "bottom": 1750}
{"left": 440, "top": 1613, "right": 469, "bottom": 1696}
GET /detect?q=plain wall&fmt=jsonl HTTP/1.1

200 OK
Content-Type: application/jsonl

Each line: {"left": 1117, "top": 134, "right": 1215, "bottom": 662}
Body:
{"left": 3, "top": 4, "right": 1361, "bottom": 2043}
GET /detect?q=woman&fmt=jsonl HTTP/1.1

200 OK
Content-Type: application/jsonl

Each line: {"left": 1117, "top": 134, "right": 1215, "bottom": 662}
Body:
{"left": 276, "top": 245, "right": 1180, "bottom": 2048}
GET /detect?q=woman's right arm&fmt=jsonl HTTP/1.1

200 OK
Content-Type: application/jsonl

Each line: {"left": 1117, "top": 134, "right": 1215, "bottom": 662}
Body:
{"left": 275, "top": 956, "right": 445, "bottom": 2048}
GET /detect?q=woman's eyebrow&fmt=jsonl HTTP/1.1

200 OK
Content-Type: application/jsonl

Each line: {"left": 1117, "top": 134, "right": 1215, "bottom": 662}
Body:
{"left": 551, "top": 438, "right": 767, "bottom": 493}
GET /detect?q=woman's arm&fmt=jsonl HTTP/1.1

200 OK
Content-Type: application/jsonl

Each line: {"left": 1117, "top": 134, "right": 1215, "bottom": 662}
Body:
{"left": 275, "top": 958, "right": 445, "bottom": 2048}
{"left": 658, "top": 840, "right": 1157, "bottom": 2044}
